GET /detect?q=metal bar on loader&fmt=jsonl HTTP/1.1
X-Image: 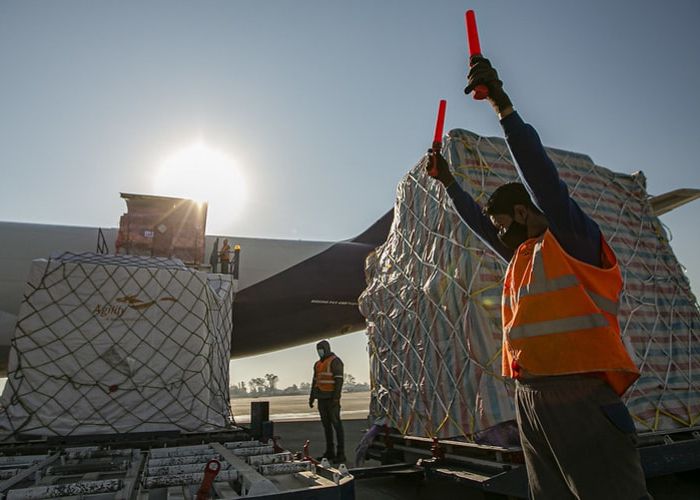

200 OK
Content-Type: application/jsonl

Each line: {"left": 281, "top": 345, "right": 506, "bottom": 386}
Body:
{"left": 0, "top": 470, "right": 19, "bottom": 480}
{"left": 0, "top": 454, "right": 60, "bottom": 494}
{"left": 209, "top": 442, "right": 279, "bottom": 496}
{"left": 121, "top": 451, "right": 144, "bottom": 500}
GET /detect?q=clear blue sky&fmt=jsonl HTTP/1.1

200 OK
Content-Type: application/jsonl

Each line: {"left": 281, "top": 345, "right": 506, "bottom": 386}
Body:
{"left": 1, "top": 1, "right": 699, "bottom": 389}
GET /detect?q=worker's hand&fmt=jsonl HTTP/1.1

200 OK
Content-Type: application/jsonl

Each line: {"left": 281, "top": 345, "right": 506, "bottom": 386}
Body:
{"left": 464, "top": 56, "right": 513, "bottom": 117}
{"left": 424, "top": 149, "right": 455, "bottom": 187}
{"left": 308, "top": 399, "right": 314, "bottom": 409}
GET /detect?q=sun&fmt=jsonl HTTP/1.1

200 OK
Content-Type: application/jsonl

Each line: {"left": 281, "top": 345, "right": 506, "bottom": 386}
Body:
{"left": 153, "top": 142, "right": 247, "bottom": 228}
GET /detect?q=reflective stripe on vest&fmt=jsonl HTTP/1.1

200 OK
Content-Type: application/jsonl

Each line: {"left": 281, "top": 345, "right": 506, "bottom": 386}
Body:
{"left": 508, "top": 240, "right": 619, "bottom": 340}
{"left": 507, "top": 313, "right": 609, "bottom": 340}
{"left": 519, "top": 240, "right": 619, "bottom": 315}
{"left": 314, "top": 355, "right": 337, "bottom": 392}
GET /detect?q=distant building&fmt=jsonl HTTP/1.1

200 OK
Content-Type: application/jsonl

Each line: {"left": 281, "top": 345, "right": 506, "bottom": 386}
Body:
{"left": 116, "top": 193, "right": 207, "bottom": 266}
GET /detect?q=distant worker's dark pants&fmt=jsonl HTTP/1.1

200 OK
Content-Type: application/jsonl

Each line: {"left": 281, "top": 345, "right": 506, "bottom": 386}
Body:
{"left": 318, "top": 399, "right": 344, "bottom": 455}
{"left": 220, "top": 261, "right": 229, "bottom": 274}
{"left": 515, "top": 374, "right": 651, "bottom": 500}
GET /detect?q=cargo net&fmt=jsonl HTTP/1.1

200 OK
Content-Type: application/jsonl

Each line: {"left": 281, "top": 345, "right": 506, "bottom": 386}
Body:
{"left": 0, "top": 252, "right": 235, "bottom": 437}
{"left": 359, "top": 129, "right": 700, "bottom": 442}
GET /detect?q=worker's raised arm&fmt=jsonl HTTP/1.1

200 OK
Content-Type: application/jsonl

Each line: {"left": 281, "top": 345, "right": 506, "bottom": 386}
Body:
{"left": 466, "top": 56, "right": 603, "bottom": 266}
{"left": 425, "top": 151, "right": 513, "bottom": 263}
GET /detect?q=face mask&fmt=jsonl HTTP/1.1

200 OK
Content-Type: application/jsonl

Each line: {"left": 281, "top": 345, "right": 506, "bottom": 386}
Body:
{"left": 498, "top": 220, "right": 529, "bottom": 250}
{"left": 317, "top": 348, "right": 325, "bottom": 358}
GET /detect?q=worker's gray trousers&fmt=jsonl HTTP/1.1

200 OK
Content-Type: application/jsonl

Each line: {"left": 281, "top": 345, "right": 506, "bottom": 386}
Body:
{"left": 515, "top": 374, "right": 651, "bottom": 500}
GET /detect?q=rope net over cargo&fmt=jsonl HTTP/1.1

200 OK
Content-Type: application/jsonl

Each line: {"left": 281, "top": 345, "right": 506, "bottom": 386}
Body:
{"left": 359, "top": 129, "right": 700, "bottom": 442}
{"left": 0, "top": 252, "right": 235, "bottom": 437}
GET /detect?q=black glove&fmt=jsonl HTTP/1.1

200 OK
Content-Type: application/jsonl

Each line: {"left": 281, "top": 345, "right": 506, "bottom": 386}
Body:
{"left": 308, "top": 398, "right": 314, "bottom": 408}
{"left": 424, "top": 149, "right": 455, "bottom": 187}
{"left": 464, "top": 56, "right": 513, "bottom": 114}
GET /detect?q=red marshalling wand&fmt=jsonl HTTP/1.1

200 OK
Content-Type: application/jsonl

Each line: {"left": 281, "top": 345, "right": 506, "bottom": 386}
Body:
{"left": 466, "top": 10, "right": 489, "bottom": 100}
{"left": 428, "top": 99, "right": 447, "bottom": 178}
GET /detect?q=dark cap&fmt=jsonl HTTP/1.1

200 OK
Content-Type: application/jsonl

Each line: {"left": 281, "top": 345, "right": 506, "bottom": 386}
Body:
{"left": 484, "top": 182, "right": 540, "bottom": 216}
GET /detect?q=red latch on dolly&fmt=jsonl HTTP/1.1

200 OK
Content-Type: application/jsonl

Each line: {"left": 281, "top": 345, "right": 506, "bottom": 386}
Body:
{"left": 430, "top": 437, "right": 445, "bottom": 460}
{"left": 195, "top": 459, "right": 221, "bottom": 500}
{"left": 302, "top": 439, "right": 320, "bottom": 465}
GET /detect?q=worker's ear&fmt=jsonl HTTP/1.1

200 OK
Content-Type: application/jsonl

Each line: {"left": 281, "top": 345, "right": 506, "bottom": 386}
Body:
{"left": 512, "top": 204, "right": 528, "bottom": 224}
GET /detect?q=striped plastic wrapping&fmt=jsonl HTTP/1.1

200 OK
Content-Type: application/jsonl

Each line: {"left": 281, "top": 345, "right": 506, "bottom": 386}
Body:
{"left": 359, "top": 128, "right": 700, "bottom": 441}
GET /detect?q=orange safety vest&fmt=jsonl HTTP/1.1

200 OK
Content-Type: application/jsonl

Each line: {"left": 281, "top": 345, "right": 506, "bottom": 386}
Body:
{"left": 502, "top": 230, "right": 639, "bottom": 395}
{"left": 314, "top": 355, "right": 338, "bottom": 393}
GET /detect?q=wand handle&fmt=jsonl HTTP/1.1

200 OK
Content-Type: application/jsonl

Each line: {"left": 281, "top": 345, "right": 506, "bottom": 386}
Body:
{"left": 466, "top": 10, "right": 489, "bottom": 100}
{"left": 428, "top": 99, "right": 447, "bottom": 178}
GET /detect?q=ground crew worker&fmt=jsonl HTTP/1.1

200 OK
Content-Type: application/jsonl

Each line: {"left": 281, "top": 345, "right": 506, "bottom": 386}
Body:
{"left": 209, "top": 237, "right": 220, "bottom": 273}
{"left": 219, "top": 239, "right": 231, "bottom": 274}
{"left": 426, "top": 56, "right": 650, "bottom": 499}
{"left": 308, "top": 340, "right": 346, "bottom": 463}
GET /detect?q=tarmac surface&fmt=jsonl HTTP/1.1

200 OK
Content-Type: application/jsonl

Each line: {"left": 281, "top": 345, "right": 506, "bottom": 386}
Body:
{"left": 231, "top": 391, "right": 372, "bottom": 423}
{"left": 232, "top": 395, "right": 700, "bottom": 500}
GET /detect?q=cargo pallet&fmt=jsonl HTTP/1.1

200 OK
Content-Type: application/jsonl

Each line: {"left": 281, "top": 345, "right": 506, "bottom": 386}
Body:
{"left": 0, "top": 429, "right": 354, "bottom": 499}
{"left": 361, "top": 425, "right": 700, "bottom": 499}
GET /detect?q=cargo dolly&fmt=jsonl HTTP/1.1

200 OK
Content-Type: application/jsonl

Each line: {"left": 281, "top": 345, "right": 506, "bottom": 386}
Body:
{"left": 360, "top": 425, "right": 700, "bottom": 499}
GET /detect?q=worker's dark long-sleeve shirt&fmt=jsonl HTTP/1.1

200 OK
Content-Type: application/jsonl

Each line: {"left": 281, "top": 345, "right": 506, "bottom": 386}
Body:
{"left": 445, "top": 112, "right": 602, "bottom": 267}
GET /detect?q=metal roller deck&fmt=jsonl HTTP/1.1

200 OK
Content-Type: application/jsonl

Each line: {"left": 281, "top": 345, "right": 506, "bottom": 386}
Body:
{"left": 0, "top": 430, "right": 355, "bottom": 499}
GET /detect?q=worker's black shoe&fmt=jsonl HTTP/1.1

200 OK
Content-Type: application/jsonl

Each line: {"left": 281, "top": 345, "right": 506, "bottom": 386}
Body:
{"left": 317, "top": 451, "right": 334, "bottom": 461}
{"left": 333, "top": 452, "right": 347, "bottom": 464}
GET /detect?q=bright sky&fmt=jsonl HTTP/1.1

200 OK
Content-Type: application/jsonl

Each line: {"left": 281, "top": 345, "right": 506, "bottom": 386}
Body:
{"left": 1, "top": 1, "right": 699, "bottom": 389}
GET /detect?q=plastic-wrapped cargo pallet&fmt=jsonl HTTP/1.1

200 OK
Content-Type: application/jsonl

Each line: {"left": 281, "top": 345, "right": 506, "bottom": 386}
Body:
{"left": 359, "top": 128, "right": 700, "bottom": 444}
{"left": 0, "top": 252, "right": 235, "bottom": 436}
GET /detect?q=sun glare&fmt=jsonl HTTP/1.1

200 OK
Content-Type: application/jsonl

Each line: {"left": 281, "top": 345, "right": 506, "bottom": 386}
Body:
{"left": 154, "top": 142, "right": 247, "bottom": 228}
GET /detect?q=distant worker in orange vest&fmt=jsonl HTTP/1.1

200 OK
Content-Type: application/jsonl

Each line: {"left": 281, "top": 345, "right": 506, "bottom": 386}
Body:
{"left": 219, "top": 239, "right": 231, "bottom": 274}
{"left": 309, "top": 340, "right": 345, "bottom": 464}
{"left": 426, "top": 56, "right": 650, "bottom": 499}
